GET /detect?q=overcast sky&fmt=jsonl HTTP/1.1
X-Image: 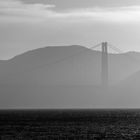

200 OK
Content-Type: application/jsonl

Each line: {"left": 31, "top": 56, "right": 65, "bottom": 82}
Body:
{"left": 1, "top": 0, "right": 140, "bottom": 59}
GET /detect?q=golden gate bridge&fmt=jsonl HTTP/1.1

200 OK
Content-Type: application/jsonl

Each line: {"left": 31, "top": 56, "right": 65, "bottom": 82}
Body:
{"left": 45, "top": 42, "right": 124, "bottom": 87}
{"left": 91, "top": 42, "right": 124, "bottom": 87}
{"left": 13, "top": 41, "right": 139, "bottom": 88}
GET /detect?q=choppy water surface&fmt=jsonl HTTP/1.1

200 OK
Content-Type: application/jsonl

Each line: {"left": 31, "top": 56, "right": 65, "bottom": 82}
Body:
{"left": 0, "top": 109, "right": 140, "bottom": 139}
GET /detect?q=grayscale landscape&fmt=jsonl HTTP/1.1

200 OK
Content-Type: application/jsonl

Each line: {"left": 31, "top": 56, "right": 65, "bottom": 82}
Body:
{"left": 1, "top": 45, "right": 140, "bottom": 108}
{"left": 2, "top": 0, "right": 140, "bottom": 139}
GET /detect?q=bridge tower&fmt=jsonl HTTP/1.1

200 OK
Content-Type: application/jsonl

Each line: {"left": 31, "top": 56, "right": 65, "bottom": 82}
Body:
{"left": 101, "top": 42, "right": 108, "bottom": 87}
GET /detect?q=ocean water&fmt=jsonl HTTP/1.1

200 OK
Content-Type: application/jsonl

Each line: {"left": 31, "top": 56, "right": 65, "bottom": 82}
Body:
{"left": 0, "top": 109, "right": 140, "bottom": 139}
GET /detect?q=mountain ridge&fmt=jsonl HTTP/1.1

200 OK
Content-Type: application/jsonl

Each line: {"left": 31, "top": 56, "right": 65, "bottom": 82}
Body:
{"left": 0, "top": 45, "right": 140, "bottom": 108}
{"left": 0, "top": 45, "right": 140, "bottom": 85}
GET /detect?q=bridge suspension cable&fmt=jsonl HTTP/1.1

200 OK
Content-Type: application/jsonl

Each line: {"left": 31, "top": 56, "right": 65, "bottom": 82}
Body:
{"left": 29, "top": 43, "right": 102, "bottom": 70}
{"left": 89, "top": 43, "right": 102, "bottom": 50}
{"left": 108, "top": 43, "right": 124, "bottom": 54}
{"left": 108, "top": 43, "right": 140, "bottom": 64}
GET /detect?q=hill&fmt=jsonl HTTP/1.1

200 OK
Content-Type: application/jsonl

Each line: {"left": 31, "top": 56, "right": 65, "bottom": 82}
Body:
{"left": 0, "top": 46, "right": 140, "bottom": 86}
{"left": 0, "top": 45, "right": 140, "bottom": 108}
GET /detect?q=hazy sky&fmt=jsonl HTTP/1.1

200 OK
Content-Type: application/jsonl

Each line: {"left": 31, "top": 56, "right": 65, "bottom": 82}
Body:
{"left": 1, "top": 0, "right": 140, "bottom": 59}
